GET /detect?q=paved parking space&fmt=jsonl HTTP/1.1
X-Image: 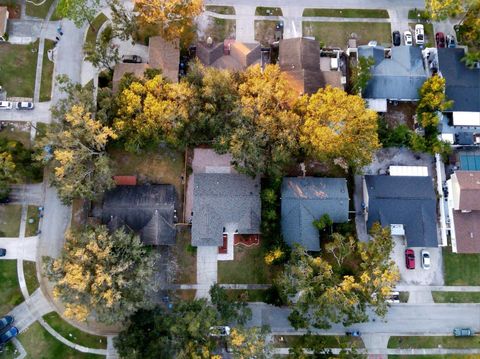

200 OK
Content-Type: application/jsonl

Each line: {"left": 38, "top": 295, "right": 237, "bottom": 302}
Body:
{"left": 391, "top": 236, "right": 444, "bottom": 285}
{"left": 0, "top": 237, "right": 38, "bottom": 261}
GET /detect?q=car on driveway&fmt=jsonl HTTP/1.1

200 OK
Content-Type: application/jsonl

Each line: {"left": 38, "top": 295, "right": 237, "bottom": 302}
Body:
{"left": 421, "top": 249, "right": 431, "bottom": 269}
{"left": 404, "top": 31, "right": 413, "bottom": 46}
{"left": 121, "top": 55, "right": 142, "bottom": 63}
{"left": 0, "top": 316, "right": 13, "bottom": 332}
{"left": 415, "top": 24, "right": 425, "bottom": 45}
{"left": 405, "top": 249, "right": 415, "bottom": 269}
{"left": 436, "top": 32, "right": 445, "bottom": 48}
{"left": 0, "top": 248, "right": 6, "bottom": 257}
{"left": 453, "top": 328, "right": 473, "bottom": 337}
{"left": 16, "top": 102, "right": 34, "bottom": 110}
{"left": 0, "top": 327, "right": 18, "bottom": 344}
{"left": 392, "top": 31, "right": 401, "bottom": 46}
{"left": 447, "top": 35, "right": 456, "bottom": 48}
{"left": 0, "top": 101, "right": 13, "bottom": 110}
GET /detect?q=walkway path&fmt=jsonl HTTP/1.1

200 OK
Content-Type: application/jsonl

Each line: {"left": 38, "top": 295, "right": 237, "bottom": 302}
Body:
{"left": 397, "top": 285, "right": 480, "bottom": 292}
{"left": 8, "top": 289, "right": 54, "bottom": 332}
{"left": 106, "top": 336, "right": 119, "bottom": 359}
{"left": 272, "top": 347, "right": 480, "bottom": 355}
{"left": 169, "top": 283, "right": 271, "bottom": 290}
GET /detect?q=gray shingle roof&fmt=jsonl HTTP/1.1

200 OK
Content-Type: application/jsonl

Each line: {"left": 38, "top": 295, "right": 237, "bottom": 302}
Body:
{"left": 359, "top": 45, "right": 427, "bottom": 100}
{"left": 438, "top": 48, "right": 480, "bottom": 112}
{"left": 365, "top": 175, "right": 438, "bottom": 247}
{"left": 281, "top": 177, "right": 349, "bottom": 251}
{"left": 192, "top": 173, "right": 261, "bottom": 246}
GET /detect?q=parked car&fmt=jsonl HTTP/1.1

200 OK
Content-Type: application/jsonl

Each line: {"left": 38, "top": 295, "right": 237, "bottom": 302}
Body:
{"left": 16, "top": 101, "right": 34, "bottom": 110}
{"left": 209, "top": 326, "right": 230, "bottom": 337}
{"left": 368, "top": 40, "right": 378, "bottom": 47}
{"left": 121, "top": 55, "right": 142, "bottom": 63}
{"left": 436, "top": 32, "right": 446, "bottom": 48}
{"left": 346, "top": 331, "right": 361, "bottom": 336}
{"left": 0, "top": 101, "right": 13, "bottom": 110}
{"left": 447, "top": 35, "right": 456, "bottom": 48}
{"left": 0, "top": 316, "right": 14, "bottom": 332}
{"left": 386, "top": 291, "right": 400, "bottom": 303}
{"left": 405, "top": 248, "right": 415, "bottom": 269}
{"left": 415, "top": 24, "right": 425, "bottom": 45}
{"left": 453, "top": 328, "right": 473, "bottom": 337}
{"left": 421, "top": 249, "right": 431, "bottom": 269}
{"left": 392, "top": 31, "right": 401, "bottom": 46}
{"left": 0, "top": 248, "right": 6, "bottom": 257}
{"left": 404, "top": 31, "right": 413, "bottom": 46}
{"left": 0, "top": 327, "right": 18, "bottom": 344}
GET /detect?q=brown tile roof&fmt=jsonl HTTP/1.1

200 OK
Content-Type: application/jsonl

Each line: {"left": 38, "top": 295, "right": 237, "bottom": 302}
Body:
{"left": 282, "top": 69, "right": 323, "bottom": 95}
{"left": 196, "top": 42, "right": 224, "bottom": 66}
{"left": 112, "top": 63, "right": 150, "bottom": 93}
{"left": 455, "top": 171, "right": 480, "bottom": 210}
{"left": 148, "top": 36, "right": 179, "bottom": 83}
{"left": 0, "top": 7, "right": 8, "bottom": 35}
{"left": 113, "top": 176, "right": 137, "bottom": 186}
{"left": 279, "top": 38, "right": 320, "bottom": 73}
{"left": 453, "top": 210, "right": 480, "bottom": 253}
{"left": 230, "top": 42, "right": 261, "bottom": 67}
{"left": 319, "top": 71, "right": 343, "bottom": 89}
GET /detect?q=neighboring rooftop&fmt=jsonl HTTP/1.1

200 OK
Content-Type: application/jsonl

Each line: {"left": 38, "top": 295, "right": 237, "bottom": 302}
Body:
{"left": 438, "top": 48, "right": 480, "bottom": 112}
{"left": 196, "top": 40, "right": 261, "bottom": 71}
{"left": 112, "top": 63, "right": 150, "bottom": 93}
{"left": 191, "top": 173, "right": 261, "bottom": 246}
{"left": 281, "top": 177, "right": 349, "bottom": 251}
{"left": 452, "top": 171, "right": 480, "bottom": 211}
{"left": 365, "top": 175, "right": 438, "bottom": 247}
{"left": 451, "top": 211, "right": 480, "bottom": 253}
{"left": 0, "top": 7, "right": 8, "bottom": 37}
{"left": 96, "top": 185, "right": 177, "bottom": 246}
{"left": 148, "top": 36, "right": 180, "bottom": 83}
{"left": 359, "top": 45, "right": 427, "bottom": 100}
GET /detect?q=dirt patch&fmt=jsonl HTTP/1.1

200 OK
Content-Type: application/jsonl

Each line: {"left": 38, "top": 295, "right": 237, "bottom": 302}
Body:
{"left": 3, "top": 4, "right": 20, "bottom": 19}
{"left": 384, "top": 102, "right": 417, "bottom": 129}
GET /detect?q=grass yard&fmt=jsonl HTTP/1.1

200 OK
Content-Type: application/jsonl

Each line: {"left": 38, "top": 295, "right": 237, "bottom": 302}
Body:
{"left": 303, "top": 22, "right": 391, "bottom": 47}
{"left": 432, "top": 291, "right": 480, "bottom": 303}
{"left": 0, "top": 204, "right": 22, "bottom": 237}
{"left": 303, "top": 8, "right": 389, "bottom": 18}
{"left": 399, "top": 291, "right": 409, "bottom": 303}
{"left": 443, "top": 246, "right": 480, "bottom": 285}
{"left": 408, "top": 8, "right": 431, "bottom": 20}
{"left": 25, "top": 0, "right": 55, "bottom": 19}
{"left": 25, "top": 205, "right": 40, "bottom": 237}
{"left": 40, "top": 39, "right": 55, "bottom": 102}
{"left": 389, "top": 356, "right": 480, "bottom": 359}
{"left": 205, "top": 17, "right": 236, "bottom": 42}
{"left": 0, "top": 122, "right": 31, "bottom": 148}
{"left": 273, "top": 335, "right": 364, "bottom": 348}
{"left": 85, "top": 13, "right": 109, "bottom": 47}
{"left": 204, "top": 5, "right": 235, "bottom": 15}
{"left": 0, "top": 260, "right": 23, "bottom": 315}
{"left": 43, "top": 312, "right": 107, "bottom": 349}
{"left": 225, "top": 289, "right": 269, "bottom": 302}
{"left": 255, "top": 20, "right": 280, "bottom": 46}
{"left": 23, "top": 260, "right": 39, "bottom": 296}
{"left": 218, "top": 242, "right": 282, "bottom": 284}
{"left": 0, "top": 41, "right": 38, "bottom": 99}
{"left": 173, "top": 227, "right": 196, "bottom": 284}
{"left": 175, "top": 290, "right": 196, "bottom": 301}
{"left": 255, "top": 7, "right": 282, "bottom": 16}
{"left": 18, "top": 321, "right": 104, "bottom": 359}
{"left": 388, "top": 336, "right": 480, "bottom": 349}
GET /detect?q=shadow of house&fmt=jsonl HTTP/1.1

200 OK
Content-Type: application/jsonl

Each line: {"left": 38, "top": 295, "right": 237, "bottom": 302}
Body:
{"left": 196, "top": 40, "right": 261, "bottom": 71}
{"left": 281, "top": 177, "right": 349, "bottom": 251}
{"left": 94, "top": 185, "right": 177, "bottom": 246}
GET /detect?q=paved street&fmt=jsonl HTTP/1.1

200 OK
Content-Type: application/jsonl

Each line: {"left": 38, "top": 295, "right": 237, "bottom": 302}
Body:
{"left": 0, "top": 102, "right": 52, "bottom": 123}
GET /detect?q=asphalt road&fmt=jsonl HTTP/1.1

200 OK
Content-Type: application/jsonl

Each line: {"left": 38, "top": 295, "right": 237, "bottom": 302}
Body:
{"left": 205, "top": 0, "right": 425, "bottom": 9}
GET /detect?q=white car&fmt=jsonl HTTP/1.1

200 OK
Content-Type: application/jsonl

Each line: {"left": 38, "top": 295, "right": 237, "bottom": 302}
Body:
{"left": 16, "top": 102, "right": 34, "bottom": 110}
{"left": 0, "top": 101, "right": 13, "bottom": 110}
{"left": 421, "top": 249, "right": 431, "bottom": 269}
{"left": 415, "top": 24, "right": 425, "bottom": 45}
{"left": 404, "top": 31, "right": 413, "bottom": 46}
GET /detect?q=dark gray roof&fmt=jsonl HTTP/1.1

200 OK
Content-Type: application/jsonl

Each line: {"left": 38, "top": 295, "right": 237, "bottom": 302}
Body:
{"left": 192, "top": 173, "right": 261, "bottom": 246}
{"left": 438, "top": 48, "right": 480, "bottom": 112}
{"left": 359, "top": 45, "right": 427, "bottom": 100}
{"left": 279, "top": 38, "right": 320, "bottom": 72}
{"left": 281, "top": 177, "right": 349, "bottom": 251}
{"left": 365, "top": 175, "right": 438, "bottom": 247}
{"left": 99, "top": 185, "right": 176, "bottom": 246}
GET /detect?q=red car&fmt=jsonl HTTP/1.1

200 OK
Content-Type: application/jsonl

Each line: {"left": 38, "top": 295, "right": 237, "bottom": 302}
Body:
{"left": 405, "top": 249, "right": 415, "bottom": 269}
{"left": 436, "top": 32, "right": 445, "bottom": 48}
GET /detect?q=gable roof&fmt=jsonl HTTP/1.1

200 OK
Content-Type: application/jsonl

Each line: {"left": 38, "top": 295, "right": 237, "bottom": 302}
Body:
{"left": 438, "top": 48, "right": 480, "bottom": 112}
{"left": 454, "top": 171, "right": 480, "bottom": 211}
{"left": 192, "top": 173, "right": 261, "bottom": 246}
{"left": 99, "top": 185, "right": 176, "bottom": 246}
{"left": 0, "top": 7, "right": 7, "bottom": 36}
{"left": 281, "top": 177, "right": 349, "bottom": 251}
{"left": 452, "top": 210, "right": 480, "bottom": 253}
{"left": 148, "top": 36, "right": 179, "bottom": 83}
{"left": 112, "top": 63, "right": 150, "bottom": 93}
{"left": 365, "top": 175, "right": 438, "bottom": 247}
{"left": 359, "top": 45, "right": 427, "bottom": 100}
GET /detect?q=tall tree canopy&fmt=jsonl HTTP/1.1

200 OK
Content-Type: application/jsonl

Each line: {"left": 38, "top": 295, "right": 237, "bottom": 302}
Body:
{"left": 56, "top": 0, "right": 100, "bottom": 27}
{"left": 45, "top": 225, "right": 156, "bottom": 324}
{"left": 84, "top": 25, "right": 120, "bottom": 71}
{"left": 425, "top": 0, "right": 474, "bottom": 20}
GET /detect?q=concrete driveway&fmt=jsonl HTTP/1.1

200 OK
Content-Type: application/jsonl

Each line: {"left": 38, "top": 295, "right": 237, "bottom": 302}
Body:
{"left": 391, "top": 236, "right": 444, "bottom": 286}
{"left": 0, "top": 237, "right": 38, "bottom": 261}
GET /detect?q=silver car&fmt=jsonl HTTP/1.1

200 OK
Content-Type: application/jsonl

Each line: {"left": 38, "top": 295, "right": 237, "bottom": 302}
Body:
{"left": 0, "top": 101, "right": 13, "bottom": 110}
{"left": 421, "top": 249, "right": 431, "bottom": 269}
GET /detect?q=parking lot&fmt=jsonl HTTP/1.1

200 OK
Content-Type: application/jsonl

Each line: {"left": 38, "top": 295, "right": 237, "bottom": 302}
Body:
{"left": 391, "top": 236, "right": 444, "bottom": 285}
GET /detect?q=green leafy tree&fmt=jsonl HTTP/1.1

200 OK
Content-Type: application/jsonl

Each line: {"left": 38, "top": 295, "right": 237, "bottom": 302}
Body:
{"left": 56, "top": 0, "right": 101, "bottom": 27}
{"left": 461, "top": 50, "right": 480, "bottom": 69}
{"left": 44, "top": 225, "right": 156, "bottom": 324}
{"left": 425, "top": 0, "right": 474, "bottom": 20}
{"left": 350, "top": 56, "right": 375, "bottom": 95}
{"left": 209, "top": 284, "right": 252, "bottom": 325}
{"left": 312, "top": 213, "right": 333, "bottom": 233}
{"left": 107, "top": 0, "right": 138, "bottom": 42}
{"left": 51, "top": 75, "right": 95, "bottom": 121}
{"left": 417, "top": 76, "right": 453, "bottom": 128}
{"left": 84, "top": 25, "right": 120, "bottom": 71}
{"left": 325, "top": 233, "right": 357, "bottom": 268}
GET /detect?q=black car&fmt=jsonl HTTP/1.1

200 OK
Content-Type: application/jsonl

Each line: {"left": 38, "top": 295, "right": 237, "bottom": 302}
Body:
{"left": 121, "top": 55, "right": 142, "bottom": 63}
{"left": 392, "top": 31, "right": 401, "bottom": 46}
{"left": 0, "top": 248, "right": 6, "bottom": 257}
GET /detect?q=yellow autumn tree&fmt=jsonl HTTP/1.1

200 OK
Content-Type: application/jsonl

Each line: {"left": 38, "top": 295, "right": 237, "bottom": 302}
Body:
{"left": 425, "top": 0, "right": 469, "bottom": 20}
{"left": 228, "top": 327, "right": 270, "bottom": 359}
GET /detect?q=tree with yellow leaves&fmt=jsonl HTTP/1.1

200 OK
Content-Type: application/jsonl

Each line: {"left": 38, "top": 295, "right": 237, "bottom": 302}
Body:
{"left": 300, "top": 86, "right": 380, "bottom": 171}
{"left": 425, "top": 0, "right": 471, "bottom": 20}
{"left": 44, "top": 225, "right": 156, "bottom": 324}
{"left": 36, "top": 105, "right": 117, "bottom": 204}
{"left": 228, "top": 326, "right": 271, "bottom": 359}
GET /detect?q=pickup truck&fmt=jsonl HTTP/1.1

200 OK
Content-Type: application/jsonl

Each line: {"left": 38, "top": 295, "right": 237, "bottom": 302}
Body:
{"left": 453, "top": 328, "right": 473, "bottom": 337}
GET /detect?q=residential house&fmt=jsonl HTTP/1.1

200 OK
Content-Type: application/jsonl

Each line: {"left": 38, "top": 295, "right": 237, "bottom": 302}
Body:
{"left": 358, "top": 45, "right": 428, "bottom": 112}
{"left": 94, "top": 184, "right": 177, "bottom": 246}
{"left": 447, "top": 171, "right": 480, "bottom": 253}
{"left": 0, "top": 6, "right": 8, "bottom": 41}
{"left": 281, "top": 177, "right": 349, "bottom": 251}
{"left": 112, "top": 63, "right": 150, "bottom": 93}
{"left": 364, "top": 175, "right": 438, "bottom": 247}
{"left": 196, "top": 40, "right": 261, "bottom": 71}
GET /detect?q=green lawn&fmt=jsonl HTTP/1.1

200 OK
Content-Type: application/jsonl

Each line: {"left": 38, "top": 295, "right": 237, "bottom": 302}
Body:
{"left": 0, "top": 41, "right": 38, "bottom": 98}
{"left": 25, "top": 0, "right": 55, "bottom": 19}
{"left": 0, "top": 204, "right": 22, "bottom": 237}
{"left": 18, "top": 321, "right": 104, "bottom": 358}
{"left": 432, "top": 291, "right": 480, "bottom": 303}
{"left": 255, "top": 7, "right": 282, "bottom": 16}
{"left": 273, "top": 335, "right": 364, "bottom": 348}
{"left": 43, "top": 312, "right": 107, "bottom": 349}
{"left": 388, "top": 336, "right": 480, "bottom": 349}
{"left": 303, "top": 8, "right": 389, "bottom": 18}
{"left": 0, "top": 341, "right": 17, "bottom": 359}
{"left": 40, "top": 39, "right": 55, "bottom": 102}
{"left": 85, "top": 13, "right": 109, "bottom": 47}
{"left": 173, "top": 227, "right": 196, "bottom": 284}
{"left": 0, "top": 123, "right": 31, "bottom": 148}
{"left": 408, "top": 8, "right": 431, "bottom": 20}
{"left": 0, "top": 260, "right": 23, "bottom": 315}
{"left": 303, "top": 22, "right": 391, "bottom": 47}
{"left": 204, "top": 5, "right": 235, "bottom": 15}
{"left": 23, "top": 260, "right": 39, "bottom": 295}
{"left": 443, "top": 246, "right": 480, "bottom": 285}
{"left": 25, "top": 205, "right": 40, "bottom": 237}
